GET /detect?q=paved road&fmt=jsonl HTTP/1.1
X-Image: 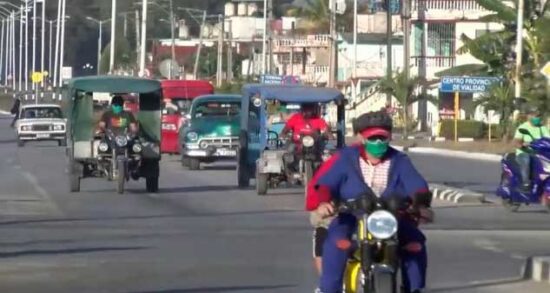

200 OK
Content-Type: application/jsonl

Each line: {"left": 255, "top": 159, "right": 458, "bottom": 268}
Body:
{"left": 0, "top": 114, "right": 549, "bottom": 292}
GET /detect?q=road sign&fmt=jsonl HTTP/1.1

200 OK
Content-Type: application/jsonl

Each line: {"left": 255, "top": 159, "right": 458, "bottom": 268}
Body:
{"left": 440, "top": 76, "right": 501, "bottom": 93}
{"left": 260, "top": 74, "right": 301, "bottom": 85}
{"left": 540, "top": 62, "right": 550, "bottom": 79}
{"left": 31, "top": 72, "right": 43, "bottom": 84}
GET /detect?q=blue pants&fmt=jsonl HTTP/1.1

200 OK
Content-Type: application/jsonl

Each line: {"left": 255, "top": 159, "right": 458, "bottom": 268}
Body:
{"left": 516, "top": 153, "right": 530, "bottom": 186}
{"left": 320, "top": 214, "right": 427, "bottom": 293}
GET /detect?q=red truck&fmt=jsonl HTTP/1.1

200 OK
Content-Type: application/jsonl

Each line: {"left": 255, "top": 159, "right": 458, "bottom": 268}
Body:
{"left": 160, "top": 80, "right": 214, "bottom": 154}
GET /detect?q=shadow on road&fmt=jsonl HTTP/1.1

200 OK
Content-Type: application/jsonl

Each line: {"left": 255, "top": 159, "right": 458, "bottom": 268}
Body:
{"left": 427, "top": 277, "right": 525, "bottom": 292}
{"left": 129, "top": 284, "right": 296, "bottom": 293}
{"left": 0, "top": 246, "right": 148, "bottom": 258}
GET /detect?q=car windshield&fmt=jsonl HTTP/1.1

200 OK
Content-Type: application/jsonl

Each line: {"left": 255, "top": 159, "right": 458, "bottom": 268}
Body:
{"left": 193, "top": 101, "right": 239, "bottom": 118}
{"left": 171, "top": 98, "right": 192, "bottom": 112}
{"left": 22, "top": 107, "right": 63, "bottom": 119}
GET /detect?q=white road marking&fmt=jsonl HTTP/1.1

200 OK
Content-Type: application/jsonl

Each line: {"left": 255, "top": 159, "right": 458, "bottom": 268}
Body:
{"left": 20, "top": 170, "right": 63, "bottom": 216}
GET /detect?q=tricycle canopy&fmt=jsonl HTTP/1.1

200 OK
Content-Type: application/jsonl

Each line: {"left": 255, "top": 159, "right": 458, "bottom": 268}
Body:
{"left": 65, "top": 76, "right": 162, "bottom": 160}
{"left": 241, "top": 83, "right": 345, "bottom": 103}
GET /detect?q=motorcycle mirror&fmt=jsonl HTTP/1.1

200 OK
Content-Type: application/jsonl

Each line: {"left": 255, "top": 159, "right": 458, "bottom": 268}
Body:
{"left": 518, "top": 128, "right": 533, "bottom": 139}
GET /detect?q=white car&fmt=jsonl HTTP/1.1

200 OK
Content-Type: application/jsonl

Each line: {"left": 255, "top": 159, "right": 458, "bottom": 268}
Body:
{"left": 15, "top": 104, "right": 67, "bottom": 147}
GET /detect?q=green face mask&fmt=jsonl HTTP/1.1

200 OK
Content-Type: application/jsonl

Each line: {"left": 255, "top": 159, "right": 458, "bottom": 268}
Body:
{"left": 112, "top": 105, "right": 123, "bottom": 114}
{"left": 364, "top": 139, "right": 389, "bottom": 159}
{"left": 531, "top": 117, "right": 542, "bottom": 126}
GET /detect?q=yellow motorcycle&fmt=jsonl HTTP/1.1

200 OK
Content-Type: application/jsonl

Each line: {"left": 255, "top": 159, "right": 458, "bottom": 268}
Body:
{"left": 338, "top": 193, "right": 424, "bottom": 293}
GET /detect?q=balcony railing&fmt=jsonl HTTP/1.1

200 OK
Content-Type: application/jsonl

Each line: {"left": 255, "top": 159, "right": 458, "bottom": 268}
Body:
{"left": 411, "top": 56, "right": 455, "bottom": 68}
{"left": 412, "top": 0, "right": 484, "bottom": 11}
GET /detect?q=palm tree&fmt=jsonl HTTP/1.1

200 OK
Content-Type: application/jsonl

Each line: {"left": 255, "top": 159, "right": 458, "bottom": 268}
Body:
{"left": 474, "top": 82, "right": 515, "bottom": 141}
{"left": 284, "top": 0, "right": 353, "bottom": 33}
{"left": 378, "top": 70, "right": 435, "bottom": 139}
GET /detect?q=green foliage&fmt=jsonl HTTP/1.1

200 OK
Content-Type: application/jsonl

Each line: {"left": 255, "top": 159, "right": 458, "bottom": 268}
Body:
{"left": 215, "top": 80, "right": 244, "bottom": 94}
{"left": 99, "top": 38, "right": 136, "bottom": 74}
{"left": 439, "top": 120, "right": 485, "bottom": 139}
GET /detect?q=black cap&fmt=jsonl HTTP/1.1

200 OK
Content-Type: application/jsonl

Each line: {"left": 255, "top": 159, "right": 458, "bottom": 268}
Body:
{"left": 352, "top": 110, "right": 393, "bottom": 134}
{"left": 111, "top": 95, "right": 124, "bottom": 106}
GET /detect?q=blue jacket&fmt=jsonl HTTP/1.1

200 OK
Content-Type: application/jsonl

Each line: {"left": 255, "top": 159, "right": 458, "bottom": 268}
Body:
{"left": 310, "top": 145, "right": 429, "bottom": 206}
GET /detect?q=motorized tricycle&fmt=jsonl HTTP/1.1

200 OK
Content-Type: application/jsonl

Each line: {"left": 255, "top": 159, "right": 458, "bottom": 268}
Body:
{"left": 160, "top": 80, "right": 214, "bottom": 154}
{"left": 237, "top": 84, "right": 346, "bottom": 196}
{"left": 65, "top": 76, "right": 162, "bottom": 194}
{"left": 496, "top": 128, "right": 550, "bottom": 212}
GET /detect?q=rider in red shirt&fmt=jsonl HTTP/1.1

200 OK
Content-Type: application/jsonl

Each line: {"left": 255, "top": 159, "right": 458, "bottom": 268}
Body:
{"left": 281, "top": 103, "right": 332, "bottom": 143}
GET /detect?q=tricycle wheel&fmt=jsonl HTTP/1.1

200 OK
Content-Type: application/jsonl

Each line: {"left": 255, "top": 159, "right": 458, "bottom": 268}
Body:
{"left": 303, "top": 161, "right": 314, "bottom": 197}
{"left": 256, "top": 172, "right": 268, "bottom": 196}
{"left": 146, "top": 177, "right": 159, "bottom": 193}
{"left": 181, "top": 156, "right": 190, "bottom": 167}
{"left": 189, "top": 158, "right": 200, "bottom": 170}
{"left": 502, "top": 198, "right": 520, "bottom": 212}
{"left": 117, "top": 160, "right": 125, "bottom": 194}
{"left": 69, "top": 162, "right": 81, "bottom": 193}
{"left": 58, "top": 139, "right": 67, "bottom": 147}
{"left": 237, "top": 162, "right": 250, "bottom": 188}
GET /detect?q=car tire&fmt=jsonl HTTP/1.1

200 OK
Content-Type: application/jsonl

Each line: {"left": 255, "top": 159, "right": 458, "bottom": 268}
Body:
{"left": 181, "top": 156, "right": 190, "bottom": 167}
{"left": 58, "top": 139, "right": 67, "bottom": 147}
{"left": 17, "top": 138, "right": 24, "bottom": 147}
{"left": 69, "top": 162, "right": 81, "bottom": 193}
{"left": 146, "top": 177, "right": 159, "bottom": 193}
{"left": 189, "top": 158, "right": 200, "bottom": 170}
{"left": 237, "top": 163, "right": 250, "bottom": 188}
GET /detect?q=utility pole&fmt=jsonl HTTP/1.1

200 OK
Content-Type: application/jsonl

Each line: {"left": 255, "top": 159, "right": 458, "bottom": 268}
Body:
{"left": 352, "top": 0, "right": 357, "bottom": 101}
{"left": 290, "top": 21, "right": 295, "bottom": 76}
{"left": 227, "top": 19, "right": 233, "bottom": 82}
{"left": 418, "top": 0, "right": 428, "bottom": 131}
{"left": 24, "top": 0, "right": 29, "bottom": 91}
{"left": 267, "top": 0, "right": 273, "bottom": 74}
{"left": 110, "top": 0, "right": 117, "bottom": 74}
{"left": 385, "top": 0, "right": 392, "bottom": 104}
{"left": 4, "top": 17, "right": 8, "bottom": 90}
{"left": 53, "top": 0, "right": 61, "bottom": 89}
{"left": 139, "top": 0, "right": 148, "bottom": 77}
{"left": 193, "top": 10, "right": 206, "bottom": 79}
{"left": 123, "top": 13, "right": 127, "bottom": 38}
{"left": 59, "top": 0, "right": 66, "bottom": 89}
{"left": 169, "top": 0, "right": 176, "bottom": 79}
{"left": 32, "top": 0, "right": 36, "bottom": 90}
{"left": 402, "top": 0, "right": 411, "bottom": 79}
{"left": 261, "top": 0, "right": 267, "bottom": 74}
{"left": 98, "top": 21, "right": 103, "bottom": 74}
{"left": 328, "top": 0, "right": 337, "bottom": 87}
{"left": 19, "top": 5, "right": 23, "bottom": 92}
{"left": 515, "top": 0, "right": 524, "bottom": 100}
{"left": 135, "top": 9, "right": 140, "bottom": 72}
{"left": 216, "top": 14, "right": 224, "bottom": 87}
{"left": 0, "top": 20, "right": 4, "bottom": 87}
{"left": 41, "top": 0, "right": 46, "bottom": 90}
{"left": 48, "top": 20, "right": 53, "bottom": 82}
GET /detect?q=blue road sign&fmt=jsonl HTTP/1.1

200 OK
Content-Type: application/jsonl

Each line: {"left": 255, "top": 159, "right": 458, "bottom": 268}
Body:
{"left": 440, "top": 76, "right": 501, "bottom": 93}
{"left": 260, "top": 74, "right": 301, "bottom": 85}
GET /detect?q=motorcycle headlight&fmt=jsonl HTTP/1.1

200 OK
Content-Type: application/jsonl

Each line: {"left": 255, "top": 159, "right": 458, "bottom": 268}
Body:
{"left": 98, "top": 142, "right": 109, "bottom": 152}
{"left": 367, "top": 210, "right": 398, "bottom": 240}
{"left": 302, "top": 135, "right": 314, "bottom": 147}
{"left": 187, "top": 132, "right": 198, "bottom": 141}
{"left": 115, "top": 135, "right": 128, "bottom": 147}
{"left": 53, "top": 124, "right": 64, "bottom": 131}
{"left": 132, "top": 143, "right": 142, "bottom": 153}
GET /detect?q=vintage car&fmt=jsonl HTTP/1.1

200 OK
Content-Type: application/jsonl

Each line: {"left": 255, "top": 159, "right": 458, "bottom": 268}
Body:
{"left": 16, "top": 104, "right": 67, "bottom": 147}
{"left": 180, "top": 94, "right": 241, "bottom": 170}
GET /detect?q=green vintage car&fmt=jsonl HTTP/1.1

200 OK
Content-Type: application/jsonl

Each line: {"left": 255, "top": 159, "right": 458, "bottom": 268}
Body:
{"left": 180, "top": 94, "right": 241, "bottom": 170}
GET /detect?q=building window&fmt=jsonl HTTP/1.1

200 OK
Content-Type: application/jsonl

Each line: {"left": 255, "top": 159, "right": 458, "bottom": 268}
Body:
{"left": 414, "top": 22, "right": 455, "bottom": 57}
{"left": 278, "top": 53, "right": 303, "bottom": 65}
{"left": 413, "top": 0, "right": 483, "bottom": 11}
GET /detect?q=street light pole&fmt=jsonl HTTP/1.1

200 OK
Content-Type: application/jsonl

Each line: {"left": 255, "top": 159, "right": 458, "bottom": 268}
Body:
{"left": 0, "top": 19, "right": 4, "bottom": 87}
{"left": 193, "top": 10, "right": 206, "bottom": 79}
{"left": 110, "top": 0, "right": 116, "bottom": 74}
{"left": 19, "top": 5, "right": 22, "bottom": 92}
{"left": 48, "top": 20, "right": 52, "bottom": 79}
{"left": 41, "top": 0, "right": 46, "bottom": 89}
{"left": 25, "top": 0, "right": 29, "bottom": 91}
{"left": 261, "top": 0, "right": 266, "bottom": 75}
{"left": 32, "top": 0, "right": 36, "bottom": 90}
{"left": 139, "top": 0, "right": 147, "bottom": 77}
{"left": 53, "top": 0, "right": 60, "bottom": 89}
{"left": 169, "top": 0, "right": 176, "bottom": 79}
{"left": 58, "top": 0, "right": 66, "bottom": 91}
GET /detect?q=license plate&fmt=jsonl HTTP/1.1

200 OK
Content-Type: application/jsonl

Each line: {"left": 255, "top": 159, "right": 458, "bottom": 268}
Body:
{"left": 36, "top": 133, "right": 50, "bottom": 138}
{"left": 217, "top": 149, "right": 236, "bottom": 156}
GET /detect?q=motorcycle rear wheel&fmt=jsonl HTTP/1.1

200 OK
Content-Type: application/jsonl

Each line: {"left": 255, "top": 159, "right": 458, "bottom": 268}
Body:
{"left": 500, "top": 174, "right": 520, "bottom": 212}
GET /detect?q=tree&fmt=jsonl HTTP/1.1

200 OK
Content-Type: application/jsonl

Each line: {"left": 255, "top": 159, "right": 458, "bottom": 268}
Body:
{"left": 474, "top": 82, "right": 515, "bottom": 141}
{"left": 99, "top": 37, "right": 136, "bottom": 74}
{"left": 378, "top": 70, "right": 435, "bottom": 139}
{"left": 284, "top": 0, "right": 352, "bottom": 33}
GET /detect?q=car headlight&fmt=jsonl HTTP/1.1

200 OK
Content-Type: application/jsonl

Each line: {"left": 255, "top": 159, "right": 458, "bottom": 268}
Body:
{"left": 302, "top": 135, "right": 315, "bottom": 147}
{"left": 132, "top": 143, "right": 142, "bottom": 153}
{"left": 367, "top": 210, "right": 398, "bottom": 240}
{"left": 187, "top": 132, "right": 198, "bottom": 141}
{"left": 53, "top": 124, "right": 64, "bottom": 131}
{"left": 20, "top": 125, "right": 31, "bottom": 131}
{"left": 540, "top": 156, "right": 550, "bottom": 173}
{"left": 98, "top": 142, "right": 109, "bottom": 152}
{"left": 199, "top": 140, "right": 209, "bottom": 149}
{"left": 115, "top": 135, "right": 128, "bottom": 147}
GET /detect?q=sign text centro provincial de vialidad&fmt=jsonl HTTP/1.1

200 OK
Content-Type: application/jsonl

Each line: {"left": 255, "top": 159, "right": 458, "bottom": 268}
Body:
{"left": 439, "top": 76, "right": 501, "bottom": 93}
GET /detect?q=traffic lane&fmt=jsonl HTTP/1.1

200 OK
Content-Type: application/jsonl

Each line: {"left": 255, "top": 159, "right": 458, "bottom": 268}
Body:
{"left": 408, "top": 153, "right": 500, "bottom": 194}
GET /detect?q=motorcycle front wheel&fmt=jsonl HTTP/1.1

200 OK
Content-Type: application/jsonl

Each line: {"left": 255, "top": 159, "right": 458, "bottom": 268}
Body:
{"left": 373, "top": 271, "right": 397, "bottom": 293}
{"left": 117, "top": 159, "right": 126, "bottom": 194}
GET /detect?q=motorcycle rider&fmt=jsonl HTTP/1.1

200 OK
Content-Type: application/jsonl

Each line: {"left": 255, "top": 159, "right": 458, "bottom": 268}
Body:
{"left": 514, "top": 106, "right": 550, "bottom": 191}
{"left": 306, "top": 110, "right": 434, "bottom": 293}
{"left": 98, "top": 95, "right": 138, "bottom": 135}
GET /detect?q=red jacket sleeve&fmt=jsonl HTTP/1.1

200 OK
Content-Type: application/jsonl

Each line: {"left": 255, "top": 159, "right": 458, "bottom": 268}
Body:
{"left": 305, "top": 153, "right": 340, "bottom": 211}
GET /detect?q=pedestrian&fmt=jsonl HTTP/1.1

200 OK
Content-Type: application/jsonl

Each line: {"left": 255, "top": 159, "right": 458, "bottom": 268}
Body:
{"left": 10, "top": 95, "right": 21, "bottom": 128}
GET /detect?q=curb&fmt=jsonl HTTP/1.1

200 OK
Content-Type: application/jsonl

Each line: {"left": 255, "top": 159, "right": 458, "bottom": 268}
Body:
{"left": 0, "top": 110, "right": 11, "bottom": 115}
{"left": 429, "top": 184, "right": 485, "bottom": 203}
{"left": 530, "top": 256, "right": 550, "bottom": 283}
{"left": 397, "top": 146, "right": 502, "bottom": 162}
